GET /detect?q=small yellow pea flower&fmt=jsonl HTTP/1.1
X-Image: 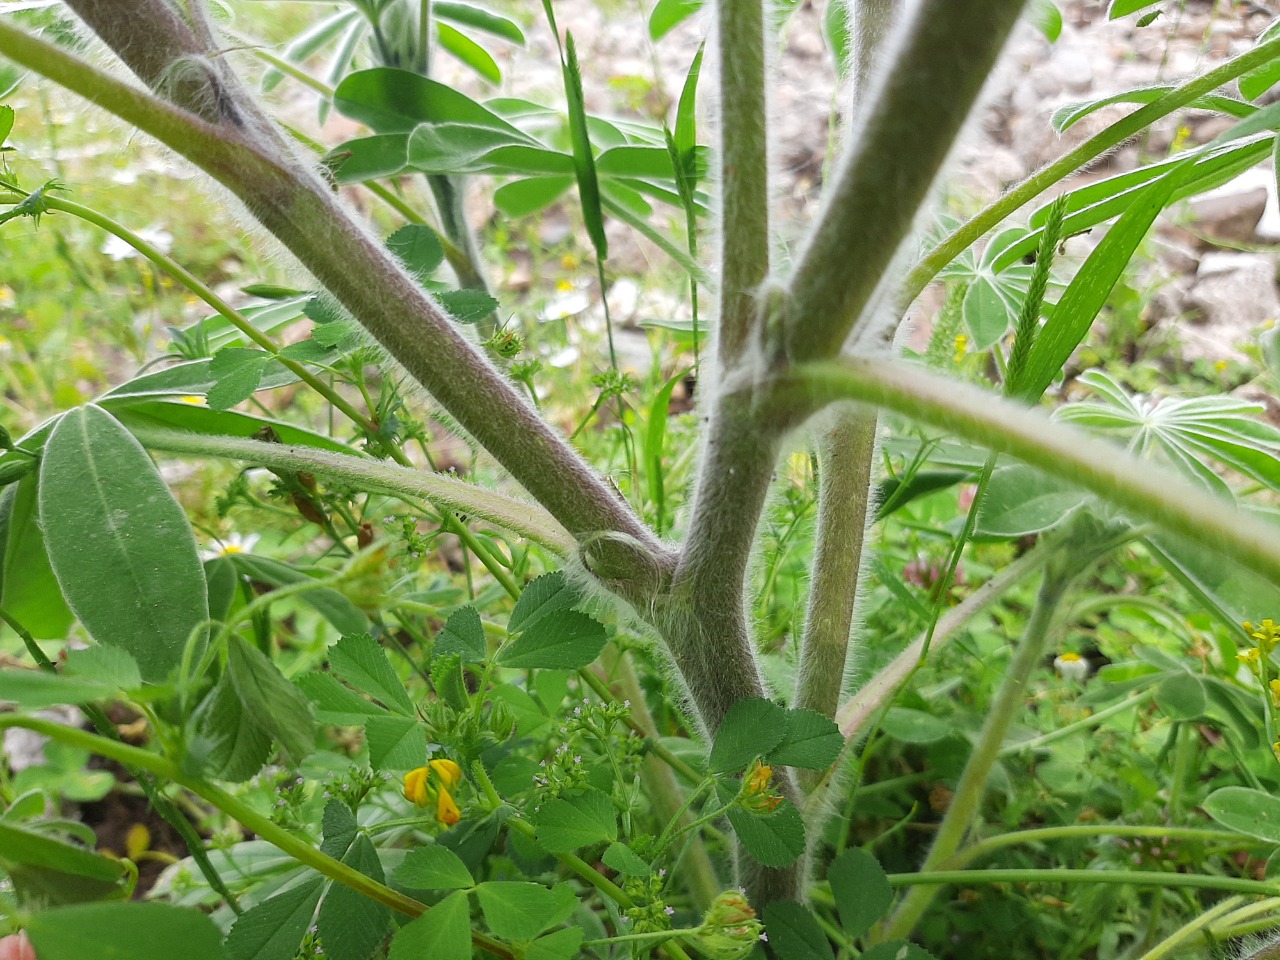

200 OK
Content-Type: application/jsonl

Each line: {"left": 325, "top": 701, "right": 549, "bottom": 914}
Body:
{"left": 739, "top": 759, "right": 783, "bottom": 814}
{"left": 403, "top": 758, "right": 465, "bottom": 826}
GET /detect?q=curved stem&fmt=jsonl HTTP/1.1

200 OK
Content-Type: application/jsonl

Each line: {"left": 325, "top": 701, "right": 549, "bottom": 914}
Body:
{"left": 782, "top": 358, "right": 1280, "bottom": 587}
{"left": 899, "top": 32, "right": 1280, "bottom": 309}
{"left": 945, "top": 825, "right": 1262, "bottom": 872}
{"left": 130, "top": 427, "right": 576, "bottom": 554}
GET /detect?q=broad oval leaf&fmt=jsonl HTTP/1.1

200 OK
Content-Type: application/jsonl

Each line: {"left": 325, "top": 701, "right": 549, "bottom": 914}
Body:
{"left": 1204, "top": 786, "right": 1280, "bottom": 843}
{"left": 38, "top": 405, "right": 208, "bottom": 681}
{"left": 976, "top": 465, "right": 1088, "bottom": 539}
{"left": 725, "top": 798, "right": 805, "bottom": 868}
{"left": 26, "top": 903, "right": 225, "bottom": 960}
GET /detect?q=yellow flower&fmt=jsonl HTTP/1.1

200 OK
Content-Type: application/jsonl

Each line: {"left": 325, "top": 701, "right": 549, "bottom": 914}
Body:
{"left": 1245, "top": 620, "right": 1280, "bottom": 653}
{"left": 740, "top": 759, "right": 783, "bottom": 814}
{"left": 178, "top": 395, "right": 206, "bottom": 405}
{"left": 1238, "top": 646, "right": 1262, "bottom": 675}
{"left": 953, "top": 333, "right": 968, "bottom": 363}
{"left": 1269, "top": 679, "right": 1280, "bottom": 710}
{"left": 403, "top": 759, "right": 464, "bottom": 825}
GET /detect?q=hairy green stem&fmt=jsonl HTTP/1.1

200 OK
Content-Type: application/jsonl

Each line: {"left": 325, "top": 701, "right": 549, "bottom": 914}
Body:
{"left": 131, "top": 427, "right": 575, "bottom": 554}
{"left": 795, "top": 408, "right": 877, "bottom": 722}
{"left": 784, "top": 0, "right": 1028, "bottom": 361}
{"left": 946, "top": 825, "right": 1260, "bottom": 872}
{"left": 880, "top": 568, "right": 1073, "bottom": 942}
{"left": 715, "top": 0, "right": 770, "bottom": 367}
{"left": 883, "top": 870, "right": 1279, "bottom": 897}
{"left": 782, "top": 358, "right": 1280, "bottom": 586}
{"left": 849, "top": 0, "right": 899, "bottom": 103}
{"left": 0, "top": 716, "right": 514, "bottom": 959}
{"left": 899, "top": 31, "right": 1280, "bottom": 309}
{"left": 997, "top": 692, "right": 1146, "bottom": 757}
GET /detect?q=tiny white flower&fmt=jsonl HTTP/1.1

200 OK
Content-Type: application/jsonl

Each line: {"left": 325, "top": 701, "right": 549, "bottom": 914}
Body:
{"left": 1053, "top": 652, "right": 1091, "bottom": 682}
{"left": 200, "top": 532, "right": 260, "bottom": 561}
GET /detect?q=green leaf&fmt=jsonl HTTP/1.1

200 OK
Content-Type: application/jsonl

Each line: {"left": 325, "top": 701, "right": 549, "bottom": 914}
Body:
{"left": 976, "top": 466, "right": 1088, "bottom": 538}
{"left": 437, "top": 290, "right": 499, "bottom": 325}
{"left": 1051, "top": 88, "right": 1252, "bottom": 133}
{"left": 436, "top": 606, "right": 486, "bottom": 662}
{"left": 881, "top": 708, "right": 951, "bottom": 744}
{"left": 1204, "top": 787, "right": 1280, "bottom": 842}
{"left": 228, "top": 555, "right": 368, "bottom": 636}
{"left": 437, "top": 23, "right": 501, "bottom": 84}
{"left": 602, "top": 841, "right": 651, "bottom": 876}
{"left": 295, "top": 671, "right": 390, "bottom": 724}
{"left": 1015, "top": 165, "right": 1188, "bottom": 401}
{"left": 709, "top": 697, "right": 787, "bottom": 774}
{"left": 725, "top": 799, "right": 805, "bottom": 868}
{"left": 394, "top": 845, "right": 475, "bottom": 891}
{"left": 38, "top": 405, "right": 208, "bottom": 681}
{"left": 532, "top": 788, "right": 617, "bottom": 852}
{"left": 475, "top": 881, "right": 577, "bottom": 940}
{"left": 768, "top": 709, "right": 843, "bottom": 771}
{"left": 317, "top": 835, "right": 390, "bottom": 960}
{"left": 319, "top": 799, "right": 359, "bottom": 860}
{"left": 329, "top": 134, "right": 410, "bottom": 183}
{"left": 329, "top": 633, "right": 416, "bottom": 716}
{"left": 560, "top": 32, "right": 608, "bottom": 260}
{"left": 675, "top": 44, "right": 705, "bottom": 163}
{"left": 962, "top": 276, "right": 1015, "bottom": 351}
{"left": 0, "top": 104, "right": 14, "bottom": 145}
{"left": 110, "top": 400, "right": 355, "bottom": 455}
{"left": 1241, "top": 21, "right": 1280, "bottom": 101}
{"left": 499, "top": 609, "right": 607, "bottom": 669}
{"left": 225, "top": 879, "right": 325, "bottom": 960}
{"left": 827, "top": 847, "right": 893, "bottom": 940}
{"left": 26, "top": 903, "right": 225, "bottom": 960}
{"left": 207, "top": 348, "right": 271, "bottom": 410}
{"left": 62, "top": 645, "right": 142, "bottom": 691}
{"left": 334, "top": 68, "right": 526, "bottom": 136}
{"left": 1108, "top": 0, "right": 1161, "bottom": 17}
{"left": 0, "top": 671, "right": 113, "bottom": 709}
{"left": 434, "top": 2, "right": 525, "bottom": 43}
{"left": 0, "top": 820, "right": 127, "bottom": 906}
{"left": 649, "top": 0, "right": 702, "bottom": 39}
{"left": 186, "top": 672, "right": 273, "bottom": 782}
{"left": 388, "top": 890, "right": 471, "bottom": 960}
{"left": 526, "top": 928, "right": 584, "bottom": 960}
{"left": 0, "top": 476, "right": 73, "bottom": 638}
{"left": 227, "top": 634, "right": 317, "bottom": 765}
{"left": 762, "top": 902, "right": 834, "bottom": 960}
{"left": 1154, "top": 672, "right": 1206, "bottom": 720}
{"left": 509, "top": 570, "right": 580, "bottom": 633}
{"left": 493, "top": 176, "right": 574, "bottom": 217}
{"left": 364, "top": 714, "right": 425, "bottom": 771}
{"left": 387, "top": 224, "right": 445, "bottom": 279}
{"left": 1030, "top": 0, "right": 1062, "bottom": 42}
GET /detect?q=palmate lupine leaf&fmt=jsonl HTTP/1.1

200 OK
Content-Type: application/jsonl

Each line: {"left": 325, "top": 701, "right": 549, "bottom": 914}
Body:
{"left": 1057, "top": 370, "right": 1280, "bottom": 494}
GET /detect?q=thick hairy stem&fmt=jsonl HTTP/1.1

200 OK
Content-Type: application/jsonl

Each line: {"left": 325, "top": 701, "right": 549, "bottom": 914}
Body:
{"left": 879, "top": 565, "right": 1073, "bottom": 941}
{"left": 850, "top": 0, "right": 899, "bottom": 105}
{"left": 715, "top": 0, "right": 771, "bottom": 368}
{"left": 794, "top": 408, "right": 877, "bottom": 721}
{"left": 132, "top": 428, "right": 575, "bottom": 555}
{"left": 664, "top": 402, "right": 801, "bottom": 905}
{"left": 27, "top": 8, "right": 660, "bottom": 568}
{"left": 778, "top": 359, "right": 1280, "bottom": 586}
{"left": 784, "top": 0, "right": 1028, "bottom": 361}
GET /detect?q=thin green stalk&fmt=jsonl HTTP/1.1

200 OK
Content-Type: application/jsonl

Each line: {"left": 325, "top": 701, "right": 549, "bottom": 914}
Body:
{"left": 900, "top": 32, "right": 1280, "bottom": 309}
{"left": 783, "top": 358, "right": 1280, "bottom": 587}
{"left": 1144, "top": 896, "right": 1245, "bottom": 960}
{"left": 130, "top": 427, "right": 576, "bottom": 555}
{"left": 944, "top": 825, "right": 1260, "bottom": 872}
{"left": 883, "top": 869, "right": 1280, "bottom": 898}
{"left": 997, "top": 692, "right": 1146, "bottom": 757}
{"left": 0, "top": 187, "right": 377, "bottom": 435}
{"left": 880, "top": 568, "right": 1073, "bottom": 942}
{"left": 0, "top": 716, "right": 514, "bottom": 960}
